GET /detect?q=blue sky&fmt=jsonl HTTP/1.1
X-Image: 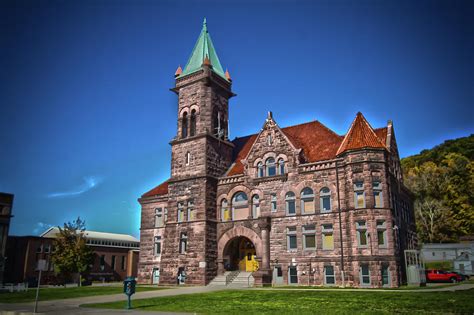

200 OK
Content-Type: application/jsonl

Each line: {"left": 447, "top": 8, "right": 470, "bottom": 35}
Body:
{"left": 1, "top": 0, "right": 473, "bottom": 238}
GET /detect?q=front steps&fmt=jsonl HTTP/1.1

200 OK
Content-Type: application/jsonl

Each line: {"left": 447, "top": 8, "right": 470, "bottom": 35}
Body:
{"left": 208, "top": 271, "right": 254, "bottom": 288}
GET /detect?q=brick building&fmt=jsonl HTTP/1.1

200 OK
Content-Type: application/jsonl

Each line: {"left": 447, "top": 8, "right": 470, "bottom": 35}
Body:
{"left": 4, "top": 228, "right": 139, "bottom": 285}
{"left": 0, "top": 193, "right": 14, "bottom": 285}
{"left": 138, "top": 20, "right": 416, "bottom": 288}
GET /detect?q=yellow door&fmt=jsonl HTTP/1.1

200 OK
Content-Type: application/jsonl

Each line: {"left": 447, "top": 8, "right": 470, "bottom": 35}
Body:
{"left": 245, "top": 250, "right": 259, "bottom": 272}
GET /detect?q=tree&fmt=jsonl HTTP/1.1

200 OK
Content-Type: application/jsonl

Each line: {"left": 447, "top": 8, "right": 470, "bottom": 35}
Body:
{"left": 51, "top": 217, "right": 94, "bottom": 286}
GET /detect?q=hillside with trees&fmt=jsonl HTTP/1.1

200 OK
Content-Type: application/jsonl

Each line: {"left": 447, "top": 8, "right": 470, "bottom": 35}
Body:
{"left": 401, "top": 134, "right": 474, "bottom": 243}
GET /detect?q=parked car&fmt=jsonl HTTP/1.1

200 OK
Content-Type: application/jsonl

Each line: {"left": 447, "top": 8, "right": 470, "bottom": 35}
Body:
{"left": 450, "top": 271, "right": 470, "bottom": 281}
{"left": 425, "top": 269, "right": 463, "bottom": 283}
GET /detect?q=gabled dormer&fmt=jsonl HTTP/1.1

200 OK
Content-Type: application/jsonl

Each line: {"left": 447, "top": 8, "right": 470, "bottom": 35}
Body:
{"left": 239, "top": 112, "right": 301, "bottom": 179}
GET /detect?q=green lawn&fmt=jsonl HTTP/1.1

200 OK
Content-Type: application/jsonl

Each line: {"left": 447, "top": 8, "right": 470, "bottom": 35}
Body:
{"left": 84, "top": 289, "right": 474, "bottom": 314}
{"left": 0, "top": 285, "right": 165, "bottom": 304}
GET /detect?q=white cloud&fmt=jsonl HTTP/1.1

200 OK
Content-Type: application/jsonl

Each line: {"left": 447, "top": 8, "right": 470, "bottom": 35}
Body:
{"left": 33, "top": 222, "right": 54, "bottom": 235}
{"left": 47, "top": 176, "right": 103, "bottom": 199}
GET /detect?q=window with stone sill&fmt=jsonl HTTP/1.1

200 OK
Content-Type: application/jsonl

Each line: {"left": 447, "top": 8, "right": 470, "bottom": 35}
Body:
{"left": 221, "top": 199, "right": 230, "bottom": 222}
{"left": 252, "top": 195, "right": 260, "bottom": 218}
{"left": 179, "top": 232, "right": 187, "bottom": 254}
{"left": 287, "top": 226, "right": 297, "bottom": 251}
{"left": 154, "top": 237, "right": 162, "bottom": 256}
{"left": 190, "top": 109, "right": 196, "bottom": 136}
{"left": 177, "top": 202, "right": 185, "bottom": 223}
{"left": 360, "top": 264, "right": 371, "bottom": 286}
{"left": 187, "top": 200, "right": 195, "bottom": 221}
{"left": 155, "top": 208, "right": 164, "bottom": 227}
{"left": 257, "top": 162, "right": 264, "bottom": 177}
{"left": 301, "top": 187, "right": 315, "bottom": 214}
{"left": 303, "top": 225, "right": 316, "bottom": 250}
{"left": 324, "top": 265, "right": 335, "bottom": 285}
{"left": 354, "top": 181, "right": 365, "bottom": 209}
{"left": 232, "top": 192, "right": 249, "bottom": 220}
{"left": 271, "top": 194, "right": 277, "bottom": 212}
{"left": 266, "top": 157, "right": 276, "bottom": 176}
{"left": 278, "top": 159, "right": 285, "bottom": 175}
{"left": 373, "top": 181, "right": 383, "bottom": 208}
{"left": 185, "top": 152, "right": 191, "bottom": 166}
{"left": 356, "top": 221, "right": 368, "bottom": 247}
{"left": 322, "top": 224, "right": 334, "bottom": 250}
{"left": 320, "top": 187, "right": 331, "bottom": 213}
{"left": 377, "top": 220, "right": 387, "bottom": 247}
{"left": 285, "top": 192, "right": 296, "bottom": 216}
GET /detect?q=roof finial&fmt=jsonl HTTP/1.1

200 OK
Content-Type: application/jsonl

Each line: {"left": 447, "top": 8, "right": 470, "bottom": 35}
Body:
{"left": 203, "top": 17, "right": 207, "bottom": 31}
{"left": 267, "top": 111, "right": 273, "bottom": 120}
{"left": 225, "top": 68, "right": 232, "bottom": 81}
{"left": 174, "top": 65, "right": 183, "bottom": 77}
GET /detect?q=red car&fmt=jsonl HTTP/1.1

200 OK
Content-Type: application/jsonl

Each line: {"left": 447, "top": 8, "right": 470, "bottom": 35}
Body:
{"left": 425, "top": 269, "right": 463, "bottom": 283}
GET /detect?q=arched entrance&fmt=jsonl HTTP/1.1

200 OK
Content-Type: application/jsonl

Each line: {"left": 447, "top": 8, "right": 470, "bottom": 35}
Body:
{"left": 223, "top": 236, "right": 259, "bottom": 272}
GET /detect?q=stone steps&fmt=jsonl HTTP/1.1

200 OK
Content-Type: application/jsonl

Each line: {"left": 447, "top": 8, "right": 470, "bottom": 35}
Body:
{"left": 208, "top": 271, "right": 254, "bottom": 288}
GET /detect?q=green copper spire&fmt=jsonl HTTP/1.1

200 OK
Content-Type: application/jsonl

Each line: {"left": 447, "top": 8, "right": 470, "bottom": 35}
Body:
{"left": 180, "top": 18, "right": 227, "bottom": 80}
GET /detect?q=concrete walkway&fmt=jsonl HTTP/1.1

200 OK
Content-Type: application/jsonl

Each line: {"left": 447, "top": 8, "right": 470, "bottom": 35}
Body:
{"left": 0, "top": 283, "right": 472, "bottom": 315}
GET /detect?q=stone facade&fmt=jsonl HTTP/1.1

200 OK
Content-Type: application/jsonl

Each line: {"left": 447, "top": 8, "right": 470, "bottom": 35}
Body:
{"left": 138, "top": 22, "right": 416, "bottom": 288}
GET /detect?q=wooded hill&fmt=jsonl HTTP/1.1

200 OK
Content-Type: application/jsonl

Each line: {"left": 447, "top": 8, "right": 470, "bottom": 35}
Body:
{"left": 401, "top": 134, "right": 474, "bottom": 243}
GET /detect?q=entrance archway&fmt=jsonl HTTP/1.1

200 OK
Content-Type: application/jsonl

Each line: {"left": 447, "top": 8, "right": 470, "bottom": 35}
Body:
{"left": 223, "top": 236, "right": 259, "bottom": 272}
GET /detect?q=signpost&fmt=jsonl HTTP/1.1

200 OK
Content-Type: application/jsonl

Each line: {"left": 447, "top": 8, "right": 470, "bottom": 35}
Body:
{"left": 123, "top": 277, "right": 136, "bottom": 309}
{"left": 34, "top": 259, "right": 47, "bottom": 314}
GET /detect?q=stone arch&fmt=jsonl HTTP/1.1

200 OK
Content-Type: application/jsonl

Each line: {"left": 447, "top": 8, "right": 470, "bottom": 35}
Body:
{"left": 217, "top": 226, "right": 263, "bottom": 261}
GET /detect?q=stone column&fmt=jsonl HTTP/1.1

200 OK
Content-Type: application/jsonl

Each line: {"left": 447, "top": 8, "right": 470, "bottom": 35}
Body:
{"left": 261, "top": 228, "right": 270, "bottom": 270}
{"left": 217, "top": 258, "right": 225, "bottom": 275}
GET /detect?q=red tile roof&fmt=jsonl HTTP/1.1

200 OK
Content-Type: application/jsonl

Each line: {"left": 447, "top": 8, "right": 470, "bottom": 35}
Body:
{"left": 142, "top": 113, "right": 390, "bottom": 194}
{"left": 142, "top": 179, "right": 169, "bottom": 197}
{"left": 336, "top": 112, "right": 387, "bottom": 155}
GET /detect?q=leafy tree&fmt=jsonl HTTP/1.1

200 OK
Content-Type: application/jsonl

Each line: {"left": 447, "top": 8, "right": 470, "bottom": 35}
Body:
{"left": 51, "top": 217, "right": 94, "bottom": 286}
{"left": 402, "top": 135, "right": 474, "bottom": 243}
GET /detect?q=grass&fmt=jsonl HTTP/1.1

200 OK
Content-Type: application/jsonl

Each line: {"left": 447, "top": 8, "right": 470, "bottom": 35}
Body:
{"left": 0, "top": 285, "right": 165, "bottom": 304}
{"left": 84, "top": 288, "right": 474, "bottom": 314}
{"left": 272, "top": 282, "right": 461, "bottom": 290}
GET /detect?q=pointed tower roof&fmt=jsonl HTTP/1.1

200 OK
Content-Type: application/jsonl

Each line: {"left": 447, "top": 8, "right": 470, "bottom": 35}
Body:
{"left": 336, "top": 112, "right": 387, "bottom": 155}
{"left": 180, "top": 18, "right": 227, "bottom": 80}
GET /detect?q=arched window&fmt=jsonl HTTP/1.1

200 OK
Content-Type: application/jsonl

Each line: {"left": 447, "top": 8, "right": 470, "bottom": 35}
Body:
{"left": 266, "top": 157, "right": 276, "bottom": 176}
{"left": 221, "top": 199, "right": 230, "bottom": 222}
{"left": 232, "top": 192, "right": 249, "bottom": 220}
{"left": 252, "top": 195, "right": 260, "bottom": 218}
{"left": 301, "top": 187, "right": 315, "bottom": 214}
{"left": 278, "top": 159, "right": 285, "bottom": 175}
{"left": 257, "top": 162, "right": 264, "bottom": 177}
{"left": 190, "top": 109, "right": 196, "bottom": 136}
{"left": 285, "top": 192, "right": 296, "bottom": 215}
{"left": 320, "top": 187, "right": 331, "bottom": 213}
{"left": 181, "top": 112, "right": 188, "bottom": 138}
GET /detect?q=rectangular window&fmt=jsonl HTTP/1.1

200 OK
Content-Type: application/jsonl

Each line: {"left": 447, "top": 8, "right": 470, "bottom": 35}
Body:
{"left": 377, "top": 220, "right": 387, "bottom": 247}
{"left": 381, "top": 264, "right": 390, "bottom": 287}
{"left": 324, "top": 265, "right": 335, "bottom": 285}
{"left": 356, "top": 221, "right": 368, "bottom": 247}
{"left": 111, "top": 255, "right": 116, "bottom": 270}
{"left": 100, "top": 255, "right": 105, "bottom": 269}
{"left": 178, "top": 202, "right": 185, "bottom": 222}
{"left": 121, "top": 256, "right": 126, "bottom": 271}
{"left": 354, "top": 182, "right": 365, "bottom": 208}
{"left": 373, "top": 182, "right": 383, "bottom": 208}
{"left": 155, "top": 208, "right": 164, "bottom": 227}
{"left": 43, "top": 244, "right": 51, "bottom": 253}
{"left": 179, "top": 232, "right": 187, "bottom": 254}
{"left": 321, "top": 196, "right": 331, "bottom": 213}
{"left": 288, "top": 266, "right": 298, "bottom": 284}
{"left": 322, "top": 224, "right": 334, "bottom": 250}
{"left": 154, "top": 236, "right": 162, "bottom": 256}
{"left": 187, "top": 200, "right": 195, "bottom": 221}
{"left": 287, "top": 227, "right": 297, "bottom": 251}
{"left": 271, "top": 194, "right": 277, "bottom": 212}
{"left": 286, "top": 199, "right": 296, "bottom": 215}
{"left": 223, "top": 207, "right": 231, "bottom": 221}
{"left": 302, "top": 199, "right": 315, "bottom": 214}
{"left": 360, "top": 264, "right": 371, "bottom": 286}
{"left": 252, "top": 202, "right": 260, "bottom": 218}
{"left": 303, "top": 225, "right": 316, "bottom": 250}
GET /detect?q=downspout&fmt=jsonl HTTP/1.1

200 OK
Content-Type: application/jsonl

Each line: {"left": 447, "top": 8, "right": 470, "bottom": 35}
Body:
{"left": 336, "top": 159, "right": 345, "bottom": 287}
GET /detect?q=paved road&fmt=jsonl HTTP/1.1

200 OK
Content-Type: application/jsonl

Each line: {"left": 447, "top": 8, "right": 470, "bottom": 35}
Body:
{"left": 1, "top": 283, "right": 473, "bottom": 315}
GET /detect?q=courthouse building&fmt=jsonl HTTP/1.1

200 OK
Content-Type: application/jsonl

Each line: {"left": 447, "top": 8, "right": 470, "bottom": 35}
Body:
{"left": 138, "top": 20, "right": 416, "bottom": 287}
